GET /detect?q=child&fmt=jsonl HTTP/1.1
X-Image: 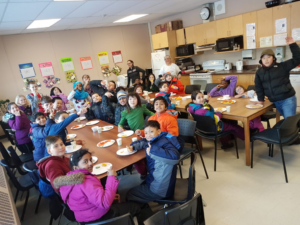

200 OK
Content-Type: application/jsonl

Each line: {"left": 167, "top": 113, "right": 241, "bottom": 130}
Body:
{"left": 177, "top": 74, "right": 182, "bottom": 80}
{"left": 85, "top": 93, "right": 114, "bottom": 124}
{"left": 82, "top": 74, "right": 94, "bottom": 97}
{"left": 114, "top": 91, "right": 130, "bottom": 129}
{"left": 52, "top": 97, "right": 64, "bottom": 112}
{"left": 90, "top": 80, "right": 117, "bottom": 104}
{"left": 15, "top": 94, "right": 32, "bottom": 121}
{"left": 4, "top": 102, "right": 33, "bottom": 153}
{"left": 41, "top": 96, "right": 54, "bottom": 117}
{"left": 146, "top": 74, "right": 159, "bottom": 92}
{"left": 188, "top": 91, "right": 245, "bottom": 149}
{"left": 132, "top": 78, "right": 144, "bottom": 89}
{"left": 165, "top": 73, "right": 184, "bottom": 94}
{"left": 235, "top": 85, "right": 256, "bottom": 99}
{"left": 209, "top": 75, "right": 237, "bottom": 97}
{"left": 134, "top": 85, "right": 150, "bottom": 104}
{"left": 135, "top": 96, "right": 179, "bottom": 137}
{"left": 156, "top": 82, "right": 175, "bottom": 110}
{"left": 126, "top": 121, "right": 180, "bottom": 203}
{"left": 50, "top": 87, "right": 68, "bottom": 110}
{"left": 26, "top": 81, "right": 44, "bottom": 115}
{"left": 68, "top": 81, "right": 91, "bottom": 112}
{"left": 58, "top": 149, "right": 141, "bottom": 223}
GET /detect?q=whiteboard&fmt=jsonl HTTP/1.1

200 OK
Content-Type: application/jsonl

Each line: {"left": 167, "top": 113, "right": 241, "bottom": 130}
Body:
{"left": 151, "top": 51, "right": 168, "bottom": 70}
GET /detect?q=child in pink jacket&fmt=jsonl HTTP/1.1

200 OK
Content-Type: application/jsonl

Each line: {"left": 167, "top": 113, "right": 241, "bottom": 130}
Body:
{"left": 58, "top": 149, "right": 141, "bottom": 223}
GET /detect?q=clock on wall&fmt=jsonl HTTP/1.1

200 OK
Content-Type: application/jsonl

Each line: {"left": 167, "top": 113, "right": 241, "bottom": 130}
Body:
{"left": 200, "top": 3, "right": 215, "bottom": 22}
{"left": 200, "top": 7, "right": 210, "bottom": 20}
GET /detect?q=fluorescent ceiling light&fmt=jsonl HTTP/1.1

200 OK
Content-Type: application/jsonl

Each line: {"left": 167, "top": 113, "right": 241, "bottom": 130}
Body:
{"left": 114, "top": 14, "right": 148, "bottom": 23}
{"left": 27, "top": 19, "right": 61, "bottom": 29}
{"left": 54, "top": 0, "right": 86, "bottom": 1}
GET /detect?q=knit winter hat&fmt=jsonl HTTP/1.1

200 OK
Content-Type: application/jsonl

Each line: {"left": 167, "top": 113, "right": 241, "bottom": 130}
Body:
{"left": 117, "top": 91, "right": 127, "bottom": 101}
{"left": 260, "top": 49, "right": 275, "bottom": 58}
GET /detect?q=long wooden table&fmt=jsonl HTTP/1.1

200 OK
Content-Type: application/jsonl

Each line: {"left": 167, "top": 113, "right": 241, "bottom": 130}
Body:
{"left": 66, "top": 120, "right": 145, "bottom": 179}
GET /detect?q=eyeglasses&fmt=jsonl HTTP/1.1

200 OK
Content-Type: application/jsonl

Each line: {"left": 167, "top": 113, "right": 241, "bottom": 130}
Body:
{"left": 164, "top": 58, "right": 171, "bottom": 61}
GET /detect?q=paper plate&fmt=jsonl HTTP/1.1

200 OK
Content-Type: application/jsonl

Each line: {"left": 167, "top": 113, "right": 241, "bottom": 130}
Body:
{"left": 116, "top": 148, "right": 137, "bottom": 156}
{"left": 117, "top": 130, "right": 134, "bottom": 138}
{"left": 97, "top": 140, "right": 115, "bottom": 148}
{"left": 246, "top": 104, "right": 263, "bottom": 109}
{"left": 150, "top": 98, "right": 155, "bottom": 101}
{"left": 185, "top": 96, "right": 191, "bottom": 99}
{"left": 92, "top": 156, "right": 98, "bottom": 164}
{"left": 214, "top": 107, "right": 227, "bottom": 112}
{"left": 86, "top": 120, "right": 100, "bottom": 126}
{"left": 67, "top": 134, "right": 77, "bottom": 139}
{"left": 71, "top": 124, "right": 85, "bottom": 130}
{"left": 79, "top": 117, "right": 86, "bottom": 120}
{"left": 92, "top": 163, "right": 112, "bottom": 175}
{"left": 65, "top": 145, "right": 82, "bottom": 153}
{"left": 217, "top": 97, "right": 226, "bottom": 100}
{"left": 102, "top": 126, "right": 114, "bottom": 131}
{"left": 221, "top": 100, "right": 236, "bottom": 104}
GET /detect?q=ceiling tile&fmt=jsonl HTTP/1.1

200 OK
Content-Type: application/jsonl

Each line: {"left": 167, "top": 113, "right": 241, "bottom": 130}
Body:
{"left": 68, "top": 23, "right": 90, "bottom": 30}
{"left": 141, "top": 0, "right": 186, "bottom": 13}
{"left": 66, "top": 1, "right": 114, "bottom": 18}
{"left": 0, "top": 21, "right": 32, "bottom": 30}
{"left": 0, "top": 3, "right": 6, "bottom": 19}
{"left": 36, "top": 2, "right": 85, "bottom": 20}
{"left": 92, "top": 1, "right": 138, "bottom": 17}
{"left": 77, "top": 16, "right": 106, "bottom": 25}
{"left": 52, "top": 17, "right": 85, "bottom": 27}
{"left": 2, "top": 2, "right": 49, "bottom": 22}
{"left": 116, "top": 1, "right": 163, "bottom": 15}
{"left": 0, "top": 0, "right": 7, "bottom": 2}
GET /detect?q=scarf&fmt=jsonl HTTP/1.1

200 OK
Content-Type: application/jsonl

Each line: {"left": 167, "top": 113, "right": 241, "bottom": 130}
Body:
{"left": 72, "top": 81, "right": 89, "bottom": 100}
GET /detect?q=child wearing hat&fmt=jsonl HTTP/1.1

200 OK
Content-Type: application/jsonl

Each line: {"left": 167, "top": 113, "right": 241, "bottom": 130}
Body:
{"left": 255, "top": 37, "right": 300, "bottom": 119}
{"left": 114, "top": 91, "right": 130, "bottom": 129}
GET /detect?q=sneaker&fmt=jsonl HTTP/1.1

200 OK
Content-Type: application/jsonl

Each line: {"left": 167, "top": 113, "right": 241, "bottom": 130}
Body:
{"left": 221, "top": 143, "right": 234, "bottom": 149}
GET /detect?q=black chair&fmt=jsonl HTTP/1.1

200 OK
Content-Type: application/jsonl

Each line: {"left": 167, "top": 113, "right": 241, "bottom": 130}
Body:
{"left": 261, "top": 111, "right": 277, "bottom": 129}
{"left": 155, "top": 152, "right": 197, "bottom": 205}
{"left": 82, "top": 213, "right": 134, "bottom": 225}
{"left": 247, "top": 85, "right": 256, "bottom": 91}
{"left": 128, "top": 87, "right": 134, "bottom": 93}
{"left": 0, "top": 159, "right": 36, "bottom": 221}
{"left": 6, "top": 129, "right": 32, "bottom": 154}
{"left": 177, "top": 119, "right": 209, "bottom": 179}
{"left": 204, "top": 83, "right": 219, "bottom": 95}
{"left": 185, "top": 85, "right": 201, "bottom": 94}
{"left": 0, "top": 120, "right": 14, "bottom": 145}
{"left": 192, "top": 114, "right": 239, "bottom": 171}
{"left": 251, "top": 113, "right": 300, "bottom": 183}
{"left": 7, "top": 146, "right": 33, "bottom": 164}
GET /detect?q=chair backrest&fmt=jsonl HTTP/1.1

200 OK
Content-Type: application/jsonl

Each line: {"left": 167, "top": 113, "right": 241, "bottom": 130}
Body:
{"left": 0, "top": 142, "right": 12, "bottom": 163}
{"left": 177, "top": 119, "right": 196, "bottom": 144}
{"left": 85, "top": 213, "right": 134, "bottom": 225}
{"left": 7, "top": 146, "right": 23, "bottom": 166}
{"left": 204, "top": 83, "right": 219, "bottom": 94}
{"left": 0, "top": 159, "right": 23, "bottom": 190}
{"left": 247, "top": 85, "right": 256, "bottom": 91}
{"left": 277, "top": 113, "right": 300, "bottom": 140}
{"left": 185, "top": 85, "right": 201, "bottom": 94}
{"left": 128, "top": 87, "right": 134, "bottom": 93}
{"left": 192, "top": 114, "right": 218, "bottom": 134}
{"left": 5, "top": 129, "right": 18, "bottom": 145}
{"left": 0, "top": 121, "right": 14, "bottom": 145}
{"left": 187, "top": 152, "right": 197, "bottom": 201}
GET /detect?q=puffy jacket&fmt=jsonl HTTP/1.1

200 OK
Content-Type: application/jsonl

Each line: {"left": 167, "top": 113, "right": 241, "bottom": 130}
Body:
{"left": 114, "top": 104, "right": 129, "bottom": 129}
{"left": 131, "top": 132, "right": 180, "bottom": 198}
{"left": 8, "top": 112, "right": 32, "bottom": 145}
{"left": 59, "top": 169, "right": 119, "bottom": 222}
{"left": 209, "top": 75, "right": 237, "bottom": 97}
{"left": 167, "top": 78, "right": 184, "bottom": 94}
{"left": 90, "top": 80, "right": 117, "bottom": 103}
{"left": 156, "top": 92, "right": 175, "bottom": 109}
{"left": 85, "top": 96, "right": 114, "bottom": 124}
{"left": 255, "top": 43, "right": 300, "bottom": 102}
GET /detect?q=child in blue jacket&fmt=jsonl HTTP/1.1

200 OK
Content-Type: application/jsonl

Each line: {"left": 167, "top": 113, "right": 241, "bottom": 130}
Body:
{"left": 156, "top": 82, "right": 175, "bottom": 110}
{"left": 126, "top": 120, "right": 180, "bottom": 203}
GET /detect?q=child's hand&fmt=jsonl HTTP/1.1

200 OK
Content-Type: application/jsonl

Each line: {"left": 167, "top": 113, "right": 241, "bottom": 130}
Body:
{"left": 286, "top": 37, "right": 295, "bottom": 45}
{"left": 101, "top": 80, "right": 107, "bottom": 86}
{"left": 15, "top": 111, "right": 21, "bottom": 116}
{"left": 107, "top": 166, "right": 117, "bottom": 177}
{"left": 126, "top": 146, "right": 133, "bottom": 152}
{"left": 146, "top": 143, "right": 151, "bottom": 155}
{"left": 49, "top": 109, "right": 56, "bottom": 119}
{"left": 234, "top": 95, "right": 241, "bottom": 98}
{"left": 74, "top": 86, "right": 78, "bottom": 91}
{"left": 135, "top": 129, "right": 142, "bottom": 136}
{"left": 78, "top": 107, "right": 87, "bottom": 115}
{"left": 118, "top": 126, "right": 125, "bottom": 133}
{"left": 172, "top": 86, "right": 179, "bottom": 90}
{"left": 105, "top": 92, "right": 113, "bottom": 98}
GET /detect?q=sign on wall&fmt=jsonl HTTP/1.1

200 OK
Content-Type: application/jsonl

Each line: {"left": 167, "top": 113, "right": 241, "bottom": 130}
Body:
{"left": 39, "top": 62, "right": 55, "bottom": 77}
{"left": 19, "top": 63, "right": 36, "bottom": 79}
{"left": 80, "top": 56, "right": 93, "bottom": 70}
{"left": 112, "top": 50, "right": 123, "bottom": 64}
{"left": 60, "top": 57, "right": 75, "bottom": 72}
{"left": 97, "top": 52, "right": 109, "bottom": 65}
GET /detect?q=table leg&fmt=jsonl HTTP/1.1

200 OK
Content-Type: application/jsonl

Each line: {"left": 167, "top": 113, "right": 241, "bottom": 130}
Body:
{"left": 243, "top": 119, "right": 251, "bottom": 166}
{"left": 276, "top": 109, "right": 281, "bottom": 123}
{"left": 196, "top": 136, "right": 203, "bottom": 151}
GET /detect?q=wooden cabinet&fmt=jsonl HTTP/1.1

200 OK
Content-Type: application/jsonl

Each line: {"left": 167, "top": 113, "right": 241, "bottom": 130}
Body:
{"left": 216, "top": 18, "right": 229, "bottom": 39}
{"left": 257, "top": 8, "right": 273, "bottom": 48}
{"left": 151, "top": 31, "right": 177, "bottom": 62}
{"left": 243, "top": 12, "right": 258, "bottom": 49}
{"left": 212, "top": 74, "right": 255, "bottom": 90}
{"left": 195, "top": 21, "right": 217, "bottom": 46}
{"left": 216, "top": 16, "right": 243, "bottom": 39}
{"left": 273, "top": 4, "right": 291, "bottom": 37}
{"left": 290, "top": 2, "right": 300, "bottom": 43}
{"left": 180, "top": 76, "right": 191, "bottom": 87}
{"left": 176, "top": 29, "right": 185, "bottom": 46}
{"left": 185, "top": 26, "right": 196, "bottom": 44}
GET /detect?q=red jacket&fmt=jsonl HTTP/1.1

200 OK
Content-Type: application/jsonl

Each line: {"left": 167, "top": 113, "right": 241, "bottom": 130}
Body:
{"left": 167, "top": 78, "right": 184, "bottom": 94}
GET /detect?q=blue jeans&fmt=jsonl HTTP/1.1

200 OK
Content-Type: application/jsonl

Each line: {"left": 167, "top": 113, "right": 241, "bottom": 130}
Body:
{"left": 126, "top": 184, "right": 163, "bottom": 204}
{"left": 273, "top": 95, "right": 297, "bottom": 119}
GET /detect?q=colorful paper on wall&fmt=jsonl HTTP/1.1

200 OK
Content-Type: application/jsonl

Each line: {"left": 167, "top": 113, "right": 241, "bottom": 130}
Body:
{"left": 112, "top": 51, "right": 123, "bottom": 64}
{"left": 43, "top": 76, "right": 60, "bottom": 88}
{"left": 260, "top": 36, "right": 272, "bottom": 48}
{"left": 60, "top": 57, "right": 75, "bottom": 72}
{"left": 19, "top": 63, "right": 36, "bottom": 79}
{"left": 274, "top": 33, "right": 287, "bottom": 46}
{"left": 275, "top": 18, "right": 287, "bottom": 34}
{"left": 39, "top": 62, "right": 55, "bottom": 77}
{"left": 97, "top": 52, "right": 109, "bottom": 65}
{"left": 80, "top": 57, "right": 93, "bottom": 70}
{"left": 65, "top": 71, "right": 77, "bottom": 83}
{"left": 292, "top": 28, "right": 300, "bottom": 41}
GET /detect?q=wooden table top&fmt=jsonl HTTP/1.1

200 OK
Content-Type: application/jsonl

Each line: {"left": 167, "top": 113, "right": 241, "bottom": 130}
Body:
{"left": 66, "top": 120, "right": 145, "bottom": 179}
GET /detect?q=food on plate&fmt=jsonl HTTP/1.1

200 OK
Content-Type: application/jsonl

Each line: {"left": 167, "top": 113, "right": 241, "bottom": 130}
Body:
{"left": 247, "top": 104, "right": 263, "bottom": 109}
{"left": 120, "top": 151, "right": 124, "bottom": 153}
{"left": 121, "top": 134, "right": 127, "bottom": 137}
{"left": 215, "top": 108, "right": 224, "bottom": 112}
{"left": 71, "top": 125, "right": 81, "bottom": 129}
{"left": 221, "top": 100, "right": 235, "bottom": 104}
{"left": 97, "top": 140, "right": 113, "bottom": 147}
{"left": 175, "top": 97, "right": 182, "bottom": 100}
{"left": 103, "top": 126, "right": 113, "bottom": 130}
{"left": 102, "top": 163, "right": 107, "bottom": 167}
{"left": 95, "top": 166, "right": 100, "bottom": 169}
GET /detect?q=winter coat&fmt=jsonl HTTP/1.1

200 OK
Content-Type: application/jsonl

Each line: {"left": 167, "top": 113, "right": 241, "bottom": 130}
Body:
{"left": 167, "top": 78, "right": 184, "bottom": 94}
{"left": 51, "top": 93, "right": 69, "bottom": 110}
{"left": 85, "top": 96, "right": 114, "bottom": 124}
{"left": 131, "top": 132, "right": 180, "bottom": 198}
{"left": 89, "top": 80, "right": 118, "bottom": 103}
{"left": 146, "top": 83, "right": 159, "bottom": 92}
{"left": 255, "top": 43, "right": 300, "bottom": 102}
{"left": 156, "top": 92, "right": 175, "bottom": 109}
{"left": 114, "top": 104, "right": 130, "bottom": 129}
{"left": 209, "top": 75, "right": 237, "bottom": 97}
{"left": 67, "top": 90, "right": 91, "bottom": 112}
{"left": 59, "top": 169, "right": 119, "bottom": 222}
{"left": 18, "top": 105, "right": 33, "bottom": 121}
{"left": 8, "top": 112, "right": 32, "bottom": 145}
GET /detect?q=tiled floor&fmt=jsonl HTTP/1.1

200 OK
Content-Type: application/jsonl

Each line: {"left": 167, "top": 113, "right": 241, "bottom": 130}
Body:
{"left": 2, "top": 119, "right": 300, "bottom": 225}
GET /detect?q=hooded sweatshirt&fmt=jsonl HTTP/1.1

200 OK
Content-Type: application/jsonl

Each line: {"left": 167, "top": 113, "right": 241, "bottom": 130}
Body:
{"left": 209, "top": 75, "right": 238, "bottom": 97}
{"left": 8, "top": 112, "right": 32, "bottom": 145}
{"left": 59, "top": 169, "right": 119, "bottom": 223}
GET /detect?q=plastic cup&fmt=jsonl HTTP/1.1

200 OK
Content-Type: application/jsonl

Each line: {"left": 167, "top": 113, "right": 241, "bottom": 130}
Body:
{"left": 223, "top": 95, "right": 230, "bottom": 100}
{"left": 143, "top": 91, "right": 148, "bottom": 95}
{"left": 182, "top": 97, "right": 186, "bottom": 101}
{"left": 71, "top": 141, "right": 76, "bottom": 149}
{"left": 97, "top": 127, "right": 102, "bottom": 134}
{"left": 117, "top": 138, "right": 122, "bottom": 146}
{"left": 132, "top": 137, "right": 137, "bottom": 142}
{"left": 92, "top": 126, "right": 98, "bottom": 133}
{"left": 226, "top": 106, "right": 231, "bottom": 113}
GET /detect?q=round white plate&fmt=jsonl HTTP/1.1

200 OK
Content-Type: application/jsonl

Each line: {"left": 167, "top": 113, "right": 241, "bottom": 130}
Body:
{"left": 92, "top": 156, "right": 98, "bottom": 164}
{"left": 118, "top": 130, "right": 134, "bottom": 138}
{"left": 97, "top": 139, "right": 115, "bottom": 148}
{"left": 250, "top": 98, "right": 258, "bottom": 102}
{"left": 246, "top": 104, "right": 263, "bottom": 109}
{"left": 71, "top": 124, "right": 85, "bottom": 130}
{"left": 221, "top": 100, "right": 236, "bottom": 104}
{"left": 92, "top": 163, "right": 112, "bottom": 175}
{"left": 67, "top": 134, "right": 77, "bottom": 139}
{"left": 217, "top": 97, "right": 225, "bottom": 100}
{"left": 86, "top": 120, "right": 100, "bottom": 126}
{"left": 214, "top": 107, "right": 227, "bottom": 112}
{"left": 102, "top": 126, "right": 114, "bottom": 131}
{"left": 150, "top": 98, "right": 155, "bottom": 101}
{"left": 116, "top": 148, "right": 137, "bottom": 156}
{"left": 65, "top": 145, "right": 82, "bottom": 153}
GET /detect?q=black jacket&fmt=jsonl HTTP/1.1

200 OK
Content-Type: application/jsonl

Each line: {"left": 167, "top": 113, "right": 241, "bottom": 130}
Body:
{"left": 255, "top": 43, "right": 300, "bottom": 102}
{"left": 89, "top": 80, "right": 117, "bottom": 103}
{"left": 127, "top": 66, "right": 145, "bottom": 87}
{"left": 85, "top": 96, "right": 114, "bottom": 124}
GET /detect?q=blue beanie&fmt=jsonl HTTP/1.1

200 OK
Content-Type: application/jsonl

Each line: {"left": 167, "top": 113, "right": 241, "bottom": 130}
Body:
{"left": 117, "top": 91, "right": 127, "bottom": 101}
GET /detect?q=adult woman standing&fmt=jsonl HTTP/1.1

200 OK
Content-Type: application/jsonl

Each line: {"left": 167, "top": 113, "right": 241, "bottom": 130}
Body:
{"left": 127, "top": 60, "right": 145, "bottom": 88}
{"left": 155, "top": 55, "right": 181, "bottom": 86}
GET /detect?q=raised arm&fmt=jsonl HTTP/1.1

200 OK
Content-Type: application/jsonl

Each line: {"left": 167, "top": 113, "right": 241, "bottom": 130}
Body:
{"left": 90, "top": 80, "right": 106, "bottom": 96}
{"left": 67, "top": 90, "right": 76, "bottom": 101}
{"left": 281, "top": 38, "right": 300, "bottom": 72}
{"left": 26, "top": 94, "right": 39, "bottom": 115}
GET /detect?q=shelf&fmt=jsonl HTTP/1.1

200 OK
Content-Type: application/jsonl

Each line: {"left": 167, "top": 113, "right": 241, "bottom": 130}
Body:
{"left": 214, "top": 49, "right": 244, "bottom": 54}
{"left": 174, "top": 52, "right": 203, "bottom": 59}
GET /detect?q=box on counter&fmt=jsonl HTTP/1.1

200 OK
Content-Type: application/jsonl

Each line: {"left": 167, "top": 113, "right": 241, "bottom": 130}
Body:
{"left": 155, "top": 20, "right": 183, "bottom": 33}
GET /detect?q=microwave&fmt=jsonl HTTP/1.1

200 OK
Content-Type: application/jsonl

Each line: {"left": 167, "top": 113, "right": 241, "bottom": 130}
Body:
{"left": 176, "top": 44, "right": 195, "bottom": 56}
{"left": 216, "top": 36, "right": 244, "bottom": 52}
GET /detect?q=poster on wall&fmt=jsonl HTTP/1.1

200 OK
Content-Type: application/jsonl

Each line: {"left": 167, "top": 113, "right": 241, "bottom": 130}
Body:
{"left": 98, "top": 52, "right": 109, "bottom": 65}
{"left": 19, "top": 63, "right": 36, "bottom": 79}
{"left": 39, "top": 62, "right": 55, "bottom": 77}
{"left": 260, "top": 36, "right": 272, "bottom": 48}
{"left": 275, "top": 18, "right": 287, "bottom": 34}
{"left": 60, "top": 57, "right": 75, "bottom": 72}
{"left": 80, "top": 57, "right": 93, "bottom": 70}
{"left": 112, "top": 51, "right": 123, "bottom": 64}
{"left": 292, "top": 28, "right": 300, "bottom": 41}
{"left": 274, "top": 33, "right": 287, "bottom": 46}
{"left": 246, "top": 23, "right": 256, "bottom": 37}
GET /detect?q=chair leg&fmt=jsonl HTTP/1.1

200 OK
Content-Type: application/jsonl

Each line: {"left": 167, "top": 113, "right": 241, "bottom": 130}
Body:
{"left": 214, "top": 138, "right": 217, "bottom": 172}
{"left": 251, "top": 140, "right": 254, "bottom": 168}
{"left": 20, "top": 190, "right": 30, "bottom": 221}
{"left": 14, "top": 190, "right": 19, "bottom": 203}
{"left": 49, "top": 216, "right": 54, "bottom": 225}
{"left": 279, "top": 144, "right": 288, "bottom": 183}
{"left": 234, "top": 135, "right": 239, "bottom": 159}
{"left": 271, "top": 144, "right": 274, "bottom": 157}
{"left": 57, "top": 207, "right": 65, "bottom": 225}
{"left": 267, "top": 120, "right": 271, "bottom": 129}
{"left": 195, "top": 136, "right": 209, "bottom": 179}
{"left": 35, "top": 193, "right": 42, "bottom": 214}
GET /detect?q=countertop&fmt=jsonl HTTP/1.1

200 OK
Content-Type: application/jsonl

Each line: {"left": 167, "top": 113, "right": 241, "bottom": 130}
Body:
{"left": 182, "top": 69, "right": 300, "bottom": 76}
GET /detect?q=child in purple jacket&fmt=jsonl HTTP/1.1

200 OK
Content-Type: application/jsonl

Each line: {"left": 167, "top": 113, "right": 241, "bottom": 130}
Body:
{"left": 4, "top": 102, "right": 33, "bottom": 153}
{"left": 209, "top": 75, "right": 238, "bottom": 97}
{"left": 188, "top": 91, "right": 244, "bottom": 149}
{"left": 57, "top": 149, "right": 141, "bottom": 223}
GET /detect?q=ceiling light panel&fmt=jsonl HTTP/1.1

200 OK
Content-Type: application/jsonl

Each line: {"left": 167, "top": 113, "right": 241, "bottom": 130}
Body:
{"left": 27, "top": 19, "right": 61, "bottom": 29}
{"left": 114, "top": 14, "right": 148, "bottom": 23}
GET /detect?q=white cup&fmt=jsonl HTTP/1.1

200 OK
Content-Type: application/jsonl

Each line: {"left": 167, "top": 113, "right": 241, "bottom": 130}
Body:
{"left": 91, "top": 126, "right": 98, "bottom": 133}
{"left": 97, "top": 127, "right": 102, "bottom": 134}
{"left": 132, "top": 137, "right": 137, "bottom": 142}
{"left": 204, "top": 95, "right": 208, "bottom": 99}
{"left": 253, "top": 96, "right": 258, "bottom": 101}
{"left": 223, "top": 95, "right": 230, "bottom": 100}
{"left": 182, "top": 97, "right": 186, "bottom": 101}
{"left": 143, "top": 91, "right": 148, "bottom": 95}
{"left": 71, "top": 141, "right": 76, "bottom": 149}
{"left": 117, "top": 138, "right": 122, "bottom": 146}
{"left": 226, "top": 106, "right": 231, "bottom": 113}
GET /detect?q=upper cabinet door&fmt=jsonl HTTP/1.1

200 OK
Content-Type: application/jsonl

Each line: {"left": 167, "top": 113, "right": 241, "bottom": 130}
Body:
{"left": 242, "top": 11, "right": 258, "bottom": 49}
{"left": 257, "top": 8, "right": 273, "bottom": 47}
{"left": 272, "top": 4, "right": 291, "bottom": 37}
{"left": 290, "top": 1, "right": 300, "bottom": 43}
{"left": 205, "top": 21, "right": 217, "bottom": 44}
{"left": 195, "top": 24, "right": 206, "bottom": 46}
{"left": 228, "top": 15, "right": 243, "bottom": 37}
{"left": 216, "top": 18, "right": 229, "bottom": 39}
{"left": 185, "top": 26, "right": 196, "bottom": 44}
{"left": 158, "top": 32, "right": 169, "bottom": 49}
{"left": 176, "top": 29, "right": 185, "bottom": 46}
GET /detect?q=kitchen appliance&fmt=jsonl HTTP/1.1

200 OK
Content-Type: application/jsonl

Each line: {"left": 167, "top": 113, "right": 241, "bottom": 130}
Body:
{"left": 176, "top": 44, "right": 195, "bottom": 57}
{"left": 175, "top": 57, "right": 195, "bottom": 70}
{"left": 216, "top": 36, "right": 243, "bottom": 52}
{"left": 236, "top": 60, "right": 243, "bottom": 71}
{"left": 190, "top": 60, "right": 225, "bottom": 92}
{"left": 224, "top": 63, "right": 232, "bottom": 70}
{"left": 242, "top": 49, "right": 256, "bottom": 60}
{"left": 151, "top": 50, "right": 170, "bottom": 78}
{"left": 285, "top": 0, "right": 299, "bottom": 4}
{"left": 265, "top": 0, "right": 279, "bottom": 8}
{"left": 195, "top": 44, "right": 215, "bottom": 52}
